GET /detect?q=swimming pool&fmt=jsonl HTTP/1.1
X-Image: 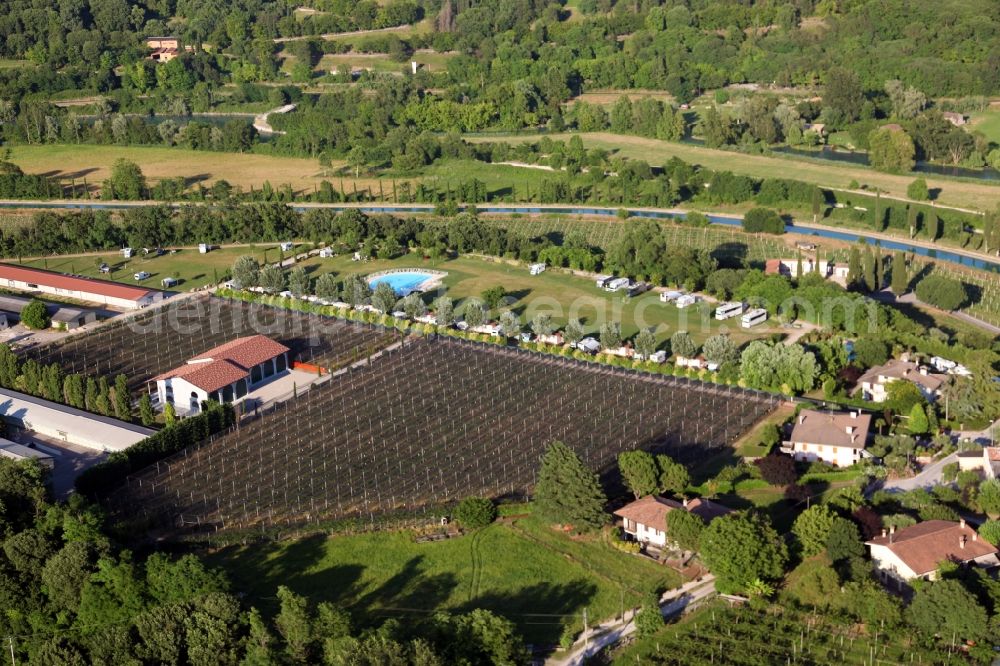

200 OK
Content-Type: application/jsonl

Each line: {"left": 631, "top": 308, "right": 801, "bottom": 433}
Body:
{"left": 367, "top": 270, "right": 443, "bottom": 296}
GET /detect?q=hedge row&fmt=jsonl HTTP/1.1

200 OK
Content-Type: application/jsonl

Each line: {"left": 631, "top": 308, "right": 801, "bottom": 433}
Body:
{"left": 76, "top": 402, "right": 235, "bottom": 498}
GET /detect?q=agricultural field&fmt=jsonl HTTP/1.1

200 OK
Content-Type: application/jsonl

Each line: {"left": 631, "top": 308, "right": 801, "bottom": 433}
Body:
{"left": 470, "top": 132, "right": 1000, "bottom": 211}
{"left": 210, "top": 513, "right": 681, "bottom": 646}
{"left": 109, "top": 335, "right": 780, "bottom": 534}
{"left": 21, "top": 295, "right": 397, "bottom": 390}
{"left": 610, "top": 601, "right": 951, "bottom": 665}
{"left": 6, "top": 144, "right": 331, "bottom": 193}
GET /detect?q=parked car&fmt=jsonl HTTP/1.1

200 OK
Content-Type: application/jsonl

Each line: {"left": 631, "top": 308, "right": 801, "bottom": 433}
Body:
{"left": 133, "top": 271, "right": 151, "bottom": 281}
{"left": 98, "top": 263, "right": 110, "bottom": 274}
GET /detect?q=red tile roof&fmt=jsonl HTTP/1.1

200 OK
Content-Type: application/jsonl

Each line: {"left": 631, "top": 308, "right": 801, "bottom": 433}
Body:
{"left": 0, "top": 262, "right": 156, "bottom": 301}
{"left": 614, "top": 495, "right": 731, "bottom": 532}
{"left": 189, "top": 335, "right": 290, "bottom": 369}
{"left": 154, "top": 335, "right": 290, "bottom": 394}
{"left": 866, "top": 520, "right": 998, "bottom": 576}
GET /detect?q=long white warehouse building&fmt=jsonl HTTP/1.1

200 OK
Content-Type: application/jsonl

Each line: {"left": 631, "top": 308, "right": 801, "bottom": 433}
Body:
{"left": 0, "top": 263, "right": 163, "bottom": 309}
{"left": 0, "top": 387, "right": 155, "bottom": 452}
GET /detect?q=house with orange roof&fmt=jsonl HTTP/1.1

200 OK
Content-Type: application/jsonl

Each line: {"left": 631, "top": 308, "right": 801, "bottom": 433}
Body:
{"left": 152, "top": 335, "right": 290, "bottom": 414}
{"left": 866, "top": 520, "right": 999, "bottom": 589}
{"left": 613, "top": 495, "right": 731, "bottom": 548}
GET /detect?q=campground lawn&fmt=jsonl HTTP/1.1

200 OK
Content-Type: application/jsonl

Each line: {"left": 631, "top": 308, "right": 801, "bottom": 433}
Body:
{"left": 207, "top": 513, "right": 680, "bottom": 645}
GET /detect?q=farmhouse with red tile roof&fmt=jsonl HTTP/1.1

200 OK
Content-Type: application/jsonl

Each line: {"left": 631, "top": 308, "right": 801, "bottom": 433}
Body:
{"left": 866, "top": 520, "right": 999, "bottom": 589}
{"left": 153, "top": 335, "right": 290, "bottom": 414}
{"left": 614, "top": 495, "right": 732, "bottom": 548}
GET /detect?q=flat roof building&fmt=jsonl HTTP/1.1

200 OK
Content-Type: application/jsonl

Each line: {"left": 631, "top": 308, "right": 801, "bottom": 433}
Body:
{"left": 0, "top": 263, "right": 163, "bottom": 309}
{"left": 0, "top": 387, "right": 154, "bottom": 452}
{"left": 0, "top": 294, "right": 100, "bottom": 329}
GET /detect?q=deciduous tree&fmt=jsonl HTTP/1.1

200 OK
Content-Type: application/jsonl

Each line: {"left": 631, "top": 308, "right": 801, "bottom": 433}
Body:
{"left": 618, "top": 450, "right": 658, "bottom": 498}
{"left": 700, "top": 513, "right": 788, "bottom": 594}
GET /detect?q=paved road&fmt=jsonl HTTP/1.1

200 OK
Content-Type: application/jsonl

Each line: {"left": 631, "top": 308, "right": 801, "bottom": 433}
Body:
{"left": 871, "top": 289, "right": 1000, "bottom": 335}
{"left": 549, "top": 576, "right": 716, "bottom": 666}
{"left": 881, "top": 452, "right": 958, "bottom": 492}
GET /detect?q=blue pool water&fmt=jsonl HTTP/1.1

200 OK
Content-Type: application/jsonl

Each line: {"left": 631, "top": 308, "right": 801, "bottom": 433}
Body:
{"left": 368, "top": 271, "right": 437, "bottom": 296}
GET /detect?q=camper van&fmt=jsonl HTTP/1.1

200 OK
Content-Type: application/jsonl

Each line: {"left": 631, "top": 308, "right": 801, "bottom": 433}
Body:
{"left": 741, "top": 308, "right": 768, "bottom": 328}
{"left": 715, "top": 302, "right": 744, "bottom": 320}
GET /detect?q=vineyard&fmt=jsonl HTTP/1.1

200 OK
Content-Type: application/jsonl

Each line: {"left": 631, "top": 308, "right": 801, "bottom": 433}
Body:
{"left": 110, "top": 336, "right": 780, "bottom": 535}
{"left": 612, "top": 602, "right": 953, "bottom": 665}
{"left": 461, "top": 215, "right": 793, "bottom": 263}
{"left": 21, "top": 296, "right": 398, "bottom": 391}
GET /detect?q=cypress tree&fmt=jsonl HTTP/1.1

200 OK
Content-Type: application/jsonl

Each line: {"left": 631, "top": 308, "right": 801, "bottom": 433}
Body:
{"left": 907, "top": 204, "right": 918, "bottom": 238}
{"left": 533, "top": 441, "right": 608, "bottom": 531}
{"left": 847, "top": 246, "right": 862, "bottom": 289}
{"left": 139, "top": 394, "right": 155, "bottom": 426}
{"left": 96, "top": 377, "right": 111, "bottom": 416}
{"left": 113, "top": 374, "right": 131, "bottom": 420}
{"left": 927, "top": 211, "right": 940, "bottom": 240}
{"left": 861, "top": 246, "right": 876, "bottom": 292}
{"left": 891, "top": 251, "right": 908, "bottom": 295}
{"left": 85, "top": 377, "right": 98, "bottom": 411}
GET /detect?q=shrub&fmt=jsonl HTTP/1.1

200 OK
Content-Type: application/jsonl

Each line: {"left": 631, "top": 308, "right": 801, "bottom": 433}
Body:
{"left": 454, "top": 497, "right": 497, "bottom": 529}
{"left": 755, "top": 454, "right": 798, "bottom": 486}
{"left": 742, "top": 207, "right": 785, "bottom": 234}
{"left": 979, "top": 520, "right": 1000, "bottom": 546}
{"left": 907, "top": 177, "right": 929, "bottom": 201}
{"left": 914, "top": 274, "right": 967, "bottom": 311}
{"left": 21, "top": 300, "right": 50, "bottom": 330}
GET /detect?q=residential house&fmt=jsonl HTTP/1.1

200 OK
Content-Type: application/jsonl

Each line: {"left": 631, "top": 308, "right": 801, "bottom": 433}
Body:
{"left": 764, "top": 258, "right": 849, "bottom": 280}
{"left": 153, "top": 335, "right": 290, "bottom": 414}
{"left": 784, "top": 409, "right": 871, "bottom": 467}
{"left": 854, "top": 358, "right": 946, "bottom": 403}
{"left": 957, "top": 446, "right": 1000, "bottom": 480}
{"left": 867, "top": 520, "right": 999, "bottom": 589}
{"left": 615, "top": 495, "right": 732, "bottom": 548}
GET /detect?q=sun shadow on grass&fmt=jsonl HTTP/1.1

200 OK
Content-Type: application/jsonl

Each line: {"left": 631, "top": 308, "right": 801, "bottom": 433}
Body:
{"left": 455, "top": 579, "right": 599, "bottom": 646}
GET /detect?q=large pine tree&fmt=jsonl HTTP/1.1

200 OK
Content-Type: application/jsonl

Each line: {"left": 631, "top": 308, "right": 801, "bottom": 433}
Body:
{"left": 534, "top": 442, "right": 608, "bottom": 530}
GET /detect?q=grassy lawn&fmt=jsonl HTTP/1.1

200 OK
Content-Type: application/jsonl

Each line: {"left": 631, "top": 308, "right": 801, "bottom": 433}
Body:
{"left": 21, "top": 245, "right": 276, "bottom": 290}
{"left": 315, "top": 50, "right": 453, "bottom": 75}
{"left": 969, "top": 108, "right": 1000, "bottom": 144}
{"left": 294, "top": 252, "right": 777, "bottom": 346}
{"left": 6, "top": 144, "right": 331, "bottom": 193}
{"left": 733, "top": 402, "right": 794, "bottom": 459}
{"left": 468, "top": 131, "right": 1000, "bottom": 211}
{"left": 207, "top": 514, "right": 679, "bottom": 645}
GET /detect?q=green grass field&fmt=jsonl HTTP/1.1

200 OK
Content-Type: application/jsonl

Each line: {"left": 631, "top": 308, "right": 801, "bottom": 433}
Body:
{"left": 294, "top": 252, "right": 775, "bottom": 345}
{"left": 23, "top": 245, "right": 275, "bottom": 291}
{"left": 208, "top": 514, "right": 680, "bottom": 645}
{"left": 969, "top": 108, "right": 1000, "bottom": 144}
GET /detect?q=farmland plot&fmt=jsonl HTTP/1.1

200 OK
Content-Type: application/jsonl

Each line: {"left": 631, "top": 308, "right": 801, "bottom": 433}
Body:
{"left": 111, "top": 336, "right": 779, "bottom": 535}
{"left": 22, "top": 296, "right": 397, "bottom": 390}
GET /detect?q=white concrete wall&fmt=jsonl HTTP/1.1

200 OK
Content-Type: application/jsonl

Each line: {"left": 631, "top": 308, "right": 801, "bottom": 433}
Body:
{"left": 0, "top": 388, "right": 153, "bottom": 452}
{"left": 792, "top": 442, "right": 862, "bottom": 467}
{"left": 868, "top": 543, "right": 921, "bottom": 583}
{"left": 623, "top": 519, "right": 667, "bottom": 547}
{"left": 158, "top": 377, "right": 209, "bottom": 414}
